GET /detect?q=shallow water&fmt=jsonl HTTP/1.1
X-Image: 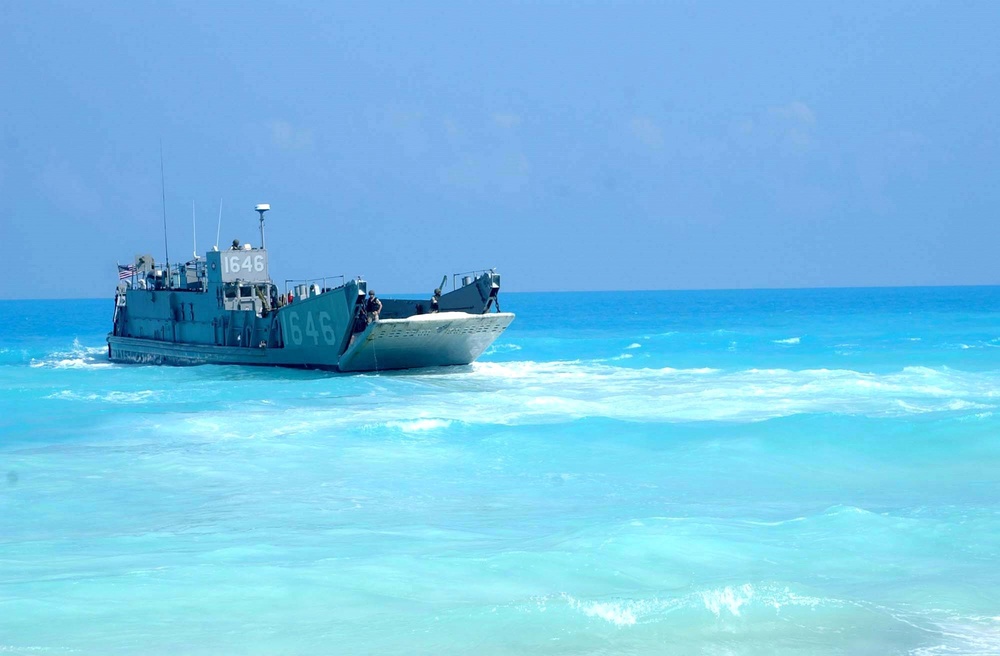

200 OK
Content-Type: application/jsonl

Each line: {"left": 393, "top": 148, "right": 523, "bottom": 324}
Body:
{"left": 2, "top": 289, "right": 1000, "bottom": 654}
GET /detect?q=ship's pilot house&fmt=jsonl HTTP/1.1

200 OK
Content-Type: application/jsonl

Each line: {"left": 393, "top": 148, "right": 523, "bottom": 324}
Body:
{"left": 198, "top": 203, "right": 277, "bottom": 317}
{"left": 207, "top": 244, "right": 277, "bottom": 316}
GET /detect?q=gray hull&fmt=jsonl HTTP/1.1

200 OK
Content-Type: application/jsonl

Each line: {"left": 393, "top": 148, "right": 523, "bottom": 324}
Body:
{"left": 108, "top": 311, "right": 514, "bottom": 372}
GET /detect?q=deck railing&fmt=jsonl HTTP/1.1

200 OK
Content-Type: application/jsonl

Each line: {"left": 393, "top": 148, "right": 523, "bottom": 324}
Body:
{"left": 451, "top": 269, "right": 494, "bottom": 291}
{"left": 283, "top": 276, "right": 348, "bottom": 296}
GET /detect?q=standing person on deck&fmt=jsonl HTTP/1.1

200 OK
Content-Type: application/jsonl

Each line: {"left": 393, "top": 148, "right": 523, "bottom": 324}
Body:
{"left": 365, "top": 290, "right": 382, "bottom": 323}
{"left": 430, "top": 288, "right": 441, "bottom": 313}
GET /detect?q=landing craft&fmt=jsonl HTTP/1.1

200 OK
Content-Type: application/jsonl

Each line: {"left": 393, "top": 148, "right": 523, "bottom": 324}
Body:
{"left": 107, "top": 205, "right": 514, "bottom": 372}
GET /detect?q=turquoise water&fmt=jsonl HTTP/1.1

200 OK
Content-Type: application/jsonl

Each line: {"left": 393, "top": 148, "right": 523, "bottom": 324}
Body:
{"left": 2, "top": 288, "right": 1000, "bottom": 655}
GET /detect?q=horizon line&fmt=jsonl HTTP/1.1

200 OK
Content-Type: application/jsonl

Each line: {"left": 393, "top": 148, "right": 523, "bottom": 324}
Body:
{"left": 4, "top": 282, "right": 1000, "bottom": 303}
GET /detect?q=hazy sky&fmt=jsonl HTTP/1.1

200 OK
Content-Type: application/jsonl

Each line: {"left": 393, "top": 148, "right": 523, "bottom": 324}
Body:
{"left": 2, "top": 1, "right": 998, "bottom": 298}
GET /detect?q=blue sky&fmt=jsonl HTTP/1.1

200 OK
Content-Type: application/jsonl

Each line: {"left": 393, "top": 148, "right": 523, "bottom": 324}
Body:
{"left": 1, "top": 1, "right": 998, "bottom": 298}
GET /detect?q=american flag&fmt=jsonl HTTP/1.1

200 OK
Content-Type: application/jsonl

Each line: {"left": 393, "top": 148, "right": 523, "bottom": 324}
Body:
{"left": 118, "top": 264, "right": 137, "bottom": 280}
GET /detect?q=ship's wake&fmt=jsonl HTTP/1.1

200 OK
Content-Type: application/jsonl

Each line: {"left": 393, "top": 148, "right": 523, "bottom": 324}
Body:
{"left": 29, "top": 339, "right": 112, "bottom": 369}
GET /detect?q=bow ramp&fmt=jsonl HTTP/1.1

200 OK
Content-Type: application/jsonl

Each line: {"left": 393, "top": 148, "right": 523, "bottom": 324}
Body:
{"left": 338, "top": 311, "right": 515, "bottom": 372}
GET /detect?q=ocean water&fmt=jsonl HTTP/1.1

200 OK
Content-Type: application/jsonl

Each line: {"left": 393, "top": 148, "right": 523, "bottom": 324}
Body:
{"left": 1, "top": 288, "right": 999, "bottom": 655}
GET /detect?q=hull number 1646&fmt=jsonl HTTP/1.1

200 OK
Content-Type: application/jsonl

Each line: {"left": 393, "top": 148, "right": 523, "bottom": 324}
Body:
{"left": 286, "top": 310, "right": 337, "bottom": 346}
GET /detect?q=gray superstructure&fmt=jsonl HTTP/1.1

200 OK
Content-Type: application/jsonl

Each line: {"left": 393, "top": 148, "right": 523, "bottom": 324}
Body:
{"left": 107, "top": 205, "right": 514, "bottom": 371}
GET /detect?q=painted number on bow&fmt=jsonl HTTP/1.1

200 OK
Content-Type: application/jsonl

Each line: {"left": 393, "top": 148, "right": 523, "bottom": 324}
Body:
{"left": 287, "top": 311, "right": 336, "bottom": 347}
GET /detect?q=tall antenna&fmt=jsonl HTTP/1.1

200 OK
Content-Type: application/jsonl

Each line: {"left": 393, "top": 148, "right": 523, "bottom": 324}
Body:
{"left": 192, "top": 200, "right": 198, "bottom": 259}
{"left": 215, "top": 198, "right": 223, "bottom": 250}
{"left": 159, "top": 141, "right": 170, "bottom": 275}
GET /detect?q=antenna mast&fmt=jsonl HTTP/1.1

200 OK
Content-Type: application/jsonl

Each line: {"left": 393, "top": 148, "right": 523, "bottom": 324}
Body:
{"left": 215, "top": 198, "right": 223, "bottom": 250}
{"left": 159, "top": 142, "right": 170, "bottom": 275}
{"left": 192, "top": 201, "right": 198, "bottom": 259}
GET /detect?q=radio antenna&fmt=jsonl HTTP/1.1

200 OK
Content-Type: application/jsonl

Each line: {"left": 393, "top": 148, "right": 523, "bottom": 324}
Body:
{"left": 192, "top": 200, "right": 198, "bottom": 259}
{"left": 215, "top": 198, "right": 223, "bottom": 250}
{"left": 159, "top": 141, "right": 170, "bottom": 277}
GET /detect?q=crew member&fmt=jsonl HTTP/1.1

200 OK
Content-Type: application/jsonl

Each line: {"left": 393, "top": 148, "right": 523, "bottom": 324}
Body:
{"left": 231, "top": 239, "right": 241, "bottom": 250}
{"left": 431, "top": 288, "right": 441, "bottom": 313}
{"left": 365, "top": 290, "right": 382, "bottom": 323}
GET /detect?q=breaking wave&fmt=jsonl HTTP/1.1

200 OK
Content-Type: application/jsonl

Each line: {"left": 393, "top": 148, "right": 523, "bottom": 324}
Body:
{"left": 483, "top": 342, "right": 522, "bottom": 355}
{"left": 384, "top": 418, "right": 452, "bottom": 433}
{"left": 551, "top": 584, "right": 1000, "bottom": 654}
{"left": 444, "top": 361, "right": 999, "bottom": 424}
{"left": 29, "top": 340, "right": 111, "bottom": 370}
{"left": 132, "top": 360, "right": 1000, "bottom": 443}
{"left": 552, "top": 584, "right": 837, "bottom": 626}
{"left": 46, "top": 390, "right": 155, "bottom": 404}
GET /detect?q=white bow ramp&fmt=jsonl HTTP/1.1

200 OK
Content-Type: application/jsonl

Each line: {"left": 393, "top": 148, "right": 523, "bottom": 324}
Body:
{"left": 337, "top": 312, "right": 515, "bottom": 372}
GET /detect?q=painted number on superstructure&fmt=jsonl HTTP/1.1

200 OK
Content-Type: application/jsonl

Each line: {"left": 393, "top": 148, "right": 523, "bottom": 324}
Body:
{"left": 222, "top": 254, "right": 266, "bottom": 274}
{"left": 287, "top": 311, "right": 336, "bottom": 347}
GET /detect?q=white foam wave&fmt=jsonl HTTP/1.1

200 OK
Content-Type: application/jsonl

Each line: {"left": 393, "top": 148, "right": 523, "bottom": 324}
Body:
{"left": 773, "top": 337, "right": 801, "bottom": 345}
{"left": 563, "top": 594, "right": 638, "bottom": 626}
{"left": 894, "top": 609, "right": 1000, "bottom": 655}
{"left": 626, "top": 343, "right": 642, "bottom": 350}
{"left": 822, "top": 505, "right": 877, "bottom": 518}
{"left": 457, "top": 362, "right": 997, "bottom": 424}
{"left": 384, "top": 418, "right": 452, "bottom": 433}
{"left": 484, "top": 343, "right": 522, "bottom": 355}
{"left": 47, "top": 390, "right": 155, "bottom": 404}
{"left": 558, "top": 584, "right": 835, "bottom": 627}
{"left": 957, "top": 341, "right": 1000, "bottom": 351}
{"left": 699, "top": 585, "right": 828, "bottom": 616}
{"left": 701, "top": 584, "right": 755, "bottom": 617}
{"left": 0, "top": 647, "right": 59, "bottom": 653}
{"left": 29, "top": 341, "right": 112, "bottom": 369}
{"left": 30, "top": 357, "right": 114, "bottom": 370}
{"left": 148, "top": 361, "right": 1000, "bottom": 440}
